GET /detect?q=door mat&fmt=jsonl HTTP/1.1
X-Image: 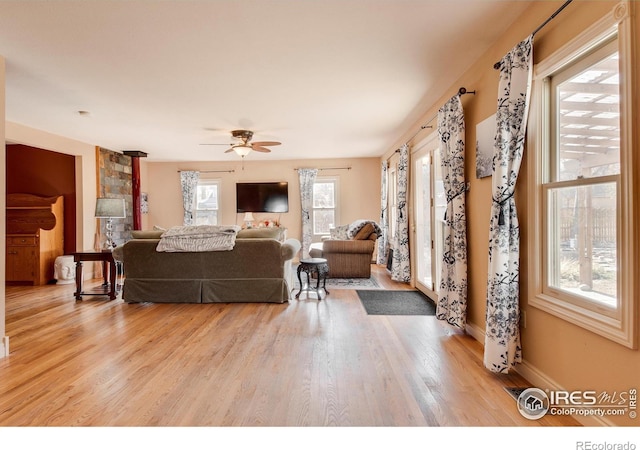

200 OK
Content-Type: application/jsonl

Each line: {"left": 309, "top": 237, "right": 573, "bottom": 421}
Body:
{"left": 357, "top": 289, "right": 436, "bottom": 315}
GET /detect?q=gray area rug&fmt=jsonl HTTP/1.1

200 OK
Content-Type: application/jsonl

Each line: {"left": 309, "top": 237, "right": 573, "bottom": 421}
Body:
{"left": 357, "top": 290, "right": 436, "bottom": 316}
{"left": 293, "top": 272, "right": 380, "bottom": 290}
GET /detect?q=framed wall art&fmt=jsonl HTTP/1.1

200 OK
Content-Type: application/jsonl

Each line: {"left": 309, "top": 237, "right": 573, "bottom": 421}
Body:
{"left": 476, "top": 113, "right": 496, "bottom": 179}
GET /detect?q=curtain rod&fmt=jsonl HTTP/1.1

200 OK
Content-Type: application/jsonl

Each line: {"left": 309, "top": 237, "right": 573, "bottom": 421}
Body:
{"left": 493, "top": 0, "right": 573, "bottom": 69}
{"left": 177, "top": 169, "right": 235, "bottom": 173}
{"left": 402, "top": 86, "right": 476, "bottom": 145}
{"left": 294, "top": 167, "right": 351, "bottom": 171}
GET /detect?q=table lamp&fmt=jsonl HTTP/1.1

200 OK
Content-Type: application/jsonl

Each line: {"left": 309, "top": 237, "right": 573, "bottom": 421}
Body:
{"left": 95, "top": 198, "right": 126, "bottom": 249}
{"left": 243, "top": 212, "right": 255, "bottom": 228}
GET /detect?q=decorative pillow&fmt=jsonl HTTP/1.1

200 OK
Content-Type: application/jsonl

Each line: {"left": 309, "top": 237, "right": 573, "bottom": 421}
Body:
{"left": 329, "top": 225, "right": 349, "bottom": 240}
{"left": 131, "top": 230, "right": 164, "bottom": 239}
{"left": 346, "top": 220, "right": 382, "bottom": 239}
{"left": 353, "top": 223, "right": 375, "bottom": 240}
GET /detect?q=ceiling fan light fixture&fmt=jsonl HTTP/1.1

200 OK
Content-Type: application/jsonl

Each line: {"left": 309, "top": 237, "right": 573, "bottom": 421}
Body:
{"left": 233, "top": 144, "right": 252, "bottom": 157}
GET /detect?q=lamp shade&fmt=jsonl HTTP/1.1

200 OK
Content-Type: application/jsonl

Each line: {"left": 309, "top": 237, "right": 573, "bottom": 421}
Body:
{"left": 243, "top": 212, "right": 255, "bottom": 222}
{"left": 95, "top": 198, "right": 126, "bottom": 218}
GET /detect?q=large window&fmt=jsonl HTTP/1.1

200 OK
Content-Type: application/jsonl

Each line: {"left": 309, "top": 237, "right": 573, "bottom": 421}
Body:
{"left": 313, "top": 177, "right": 339, "bottom": 236}
{"left": 529, "top": 7, "right": 635, "bottom": 348}
{"left": 195, "top": 179, "right": 221, "bottom": 225}
{"left": 545, "top": 39, "right": 619, "bottom": 310}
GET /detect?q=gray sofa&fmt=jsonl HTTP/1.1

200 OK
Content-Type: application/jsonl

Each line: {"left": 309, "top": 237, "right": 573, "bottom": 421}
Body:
{"left": 117, "top": 230, "right": 300, "bottom": 304}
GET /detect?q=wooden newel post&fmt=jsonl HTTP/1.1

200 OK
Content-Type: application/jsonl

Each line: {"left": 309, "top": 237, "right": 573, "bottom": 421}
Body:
{"left": 123, "top": 151, "right": 148, "bottom": 231}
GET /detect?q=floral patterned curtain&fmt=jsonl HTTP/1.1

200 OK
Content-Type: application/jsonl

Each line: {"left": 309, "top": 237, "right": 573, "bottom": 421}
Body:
{"left": 180, "top": 170, "right": 199, "bottom": 226}
{"left": 391, "top": 144, "right": 410, "bottom": 282}
{"left": 484, "top": 36, "right": 533, "bottom": 374}
{"left": 436, "top": 95, "right": 468, "bottom": 328}
{"left": 298, "top": 168, "right": 318, "bottom": 258}
{"left": 376, "top": 160, "right": 389, "bottom": 265}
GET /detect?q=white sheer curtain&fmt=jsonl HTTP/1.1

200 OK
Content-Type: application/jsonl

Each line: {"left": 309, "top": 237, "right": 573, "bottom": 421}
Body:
{"left": 376, "top": 160, "right": 389, "bottom": 265}
{"left": 484, "top": 35, "right": 533, "bottom": 374}
{"left": 391, "top": 144, "right": 410, "bottom": 282}
{"left": 298, "top": 168, "right": 318, "bottom": 259}
{"left": 180, "top": 170, "right": 199, "bottom": 226}
{"left": 436, "top": 95, "right": 468, "bottom": 328}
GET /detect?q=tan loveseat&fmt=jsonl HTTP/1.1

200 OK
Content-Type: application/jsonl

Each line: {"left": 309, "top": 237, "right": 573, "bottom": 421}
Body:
{"left": 117, "top": 228, "right": 300, "bottom": 304}
{"left": 309, "top": 220, "right": 379, "bottom": 278}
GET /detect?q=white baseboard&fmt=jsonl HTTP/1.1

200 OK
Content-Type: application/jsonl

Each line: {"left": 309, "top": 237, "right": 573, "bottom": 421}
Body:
{"left": 464, "top": 321, "right": 611, "bottom": 426}
{"left": 0, "top": 336, "right": 9, "bottom": 358}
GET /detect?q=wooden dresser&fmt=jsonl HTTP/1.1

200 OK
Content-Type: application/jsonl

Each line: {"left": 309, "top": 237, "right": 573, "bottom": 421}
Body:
{"left": 6, "top": 193, "right": 64, "bottom": 285}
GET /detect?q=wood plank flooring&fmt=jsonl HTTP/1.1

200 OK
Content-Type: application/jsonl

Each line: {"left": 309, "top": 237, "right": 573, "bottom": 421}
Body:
{"left": 0, "top": 265, "right": 580, "bottom": 427}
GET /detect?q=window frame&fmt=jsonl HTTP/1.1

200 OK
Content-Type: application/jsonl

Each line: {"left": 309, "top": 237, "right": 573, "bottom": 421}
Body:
{"left": 195, "top": 178, "right": 221, "bottom": 226}
{"left": 312, "top": 176, "right": 340, "bottom": 238}
{"left": 527, "top": 2, "right": 636, "bottom": 348}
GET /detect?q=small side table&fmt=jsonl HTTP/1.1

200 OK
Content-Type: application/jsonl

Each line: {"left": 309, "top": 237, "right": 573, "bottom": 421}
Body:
{"left": 296, "top": 258, "right": 329, "bottom": 300}
{"left": 72, "top": 250, "right": 118, "bottom": 301}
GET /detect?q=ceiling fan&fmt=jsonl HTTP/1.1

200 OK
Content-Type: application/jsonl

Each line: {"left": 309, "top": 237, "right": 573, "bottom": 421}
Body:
{"left": 201, "top": 129, "right": 281, "bottom": 158}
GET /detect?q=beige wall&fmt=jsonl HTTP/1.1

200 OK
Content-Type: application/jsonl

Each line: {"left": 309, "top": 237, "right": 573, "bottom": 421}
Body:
{"left": 142, "top": 157, "right": 381, "bottom": 243}
{"left": 385, "top": 1, "right": 639, "bottom": 426}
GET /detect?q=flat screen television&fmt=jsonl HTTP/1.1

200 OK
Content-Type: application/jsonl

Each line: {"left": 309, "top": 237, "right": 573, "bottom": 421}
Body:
{"left": 236, "top": 182, "right": 289, "bottom": 213}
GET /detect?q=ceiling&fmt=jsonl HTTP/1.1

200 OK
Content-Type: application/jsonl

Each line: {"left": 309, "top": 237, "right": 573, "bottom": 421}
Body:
{"left": 0, "top": 0, "right": 535, "bottom": 163}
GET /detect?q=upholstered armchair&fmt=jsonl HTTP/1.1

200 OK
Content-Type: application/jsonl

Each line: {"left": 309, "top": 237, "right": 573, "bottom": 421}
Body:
{"left": 309, "top": 220, "right": 379, "bottom": 278}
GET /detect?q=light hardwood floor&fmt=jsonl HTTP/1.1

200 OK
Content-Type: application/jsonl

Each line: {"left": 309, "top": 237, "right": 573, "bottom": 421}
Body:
{"left": 0, "top": 265, "right": 580, "bottom": 426}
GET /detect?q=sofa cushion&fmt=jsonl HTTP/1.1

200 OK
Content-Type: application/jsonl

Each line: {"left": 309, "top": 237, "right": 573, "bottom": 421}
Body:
{"left": 353, "top": 222, "right": 375, "bottom": 240}
{"left": 237, "top": 227, "right": 283, "bottom": 240}
{"left": 131, "top": 230, "right": 164, "bottom": 239}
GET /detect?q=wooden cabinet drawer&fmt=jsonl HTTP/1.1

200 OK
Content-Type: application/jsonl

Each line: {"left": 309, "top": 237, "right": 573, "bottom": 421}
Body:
{"left": 7, "top": 236, "right": 38, "bottom": 246}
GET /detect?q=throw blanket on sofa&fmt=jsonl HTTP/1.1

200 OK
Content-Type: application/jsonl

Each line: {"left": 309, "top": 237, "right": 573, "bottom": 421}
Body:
{"left": 156, "top": 225, "right": 241, "bottom": 252}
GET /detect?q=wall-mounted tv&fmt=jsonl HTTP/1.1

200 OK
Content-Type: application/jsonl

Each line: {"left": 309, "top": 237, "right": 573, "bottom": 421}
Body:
{"left": 236, "top": 182, "right": 289, "bottom": 213}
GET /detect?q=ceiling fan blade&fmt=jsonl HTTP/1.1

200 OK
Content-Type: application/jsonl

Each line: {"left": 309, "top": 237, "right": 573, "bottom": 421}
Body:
{"left": 251, "top": 141, "right": 281, "bottom": 147}
{"left": 251, "top": 146, "right": 272, "bottom": 153}
{"left": 224, "top": 147, "right": 235, "bottom": 153}
{"left": 199, "top": 143, "right": 231, "bottom": 146}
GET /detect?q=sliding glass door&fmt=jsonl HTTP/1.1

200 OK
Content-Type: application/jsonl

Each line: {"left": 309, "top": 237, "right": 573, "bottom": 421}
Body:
{"left": 412, "top": 134, "right": 445, "bottom": 299}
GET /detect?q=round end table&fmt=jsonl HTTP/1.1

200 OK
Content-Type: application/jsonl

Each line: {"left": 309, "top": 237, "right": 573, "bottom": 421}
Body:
{"left": 296, "top": 258, "right": 329, "bottom": 300}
